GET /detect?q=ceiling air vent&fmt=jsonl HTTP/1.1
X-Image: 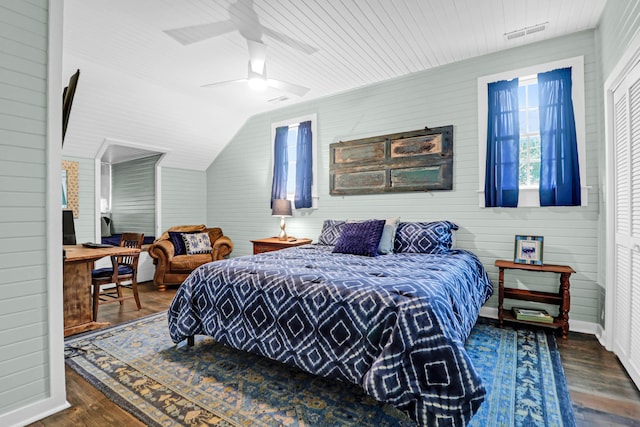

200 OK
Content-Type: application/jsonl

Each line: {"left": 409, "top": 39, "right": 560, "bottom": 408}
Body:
{"left": 505, "top": 22, "right": 548, "bottom": 40}
{"left": 268, "top": 96, "right": 289, "bottom": 104}
{"left": 526, "top": 24, "right": 546, "bottom": 35}
{"left": 506, "top": 30, "right": 526, "bottom": 40}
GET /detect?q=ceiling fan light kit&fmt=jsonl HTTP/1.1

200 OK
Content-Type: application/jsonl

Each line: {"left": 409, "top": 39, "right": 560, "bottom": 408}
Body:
{"left": 247, "top": 60, "right": 267, "bottom": 91}
{"left": 248, "top": 77, "right": 267, "bottom": 91}
{"left": 163, "top": 1, "right": 313, "bottom": 98}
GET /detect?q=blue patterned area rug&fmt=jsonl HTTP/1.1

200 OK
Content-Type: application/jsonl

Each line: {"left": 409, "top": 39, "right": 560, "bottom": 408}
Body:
{"left": 64, "top": 313, "right": 575, "bottom": 427}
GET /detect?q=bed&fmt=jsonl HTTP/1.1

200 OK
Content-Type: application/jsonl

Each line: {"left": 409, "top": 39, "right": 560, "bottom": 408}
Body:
{"left": 168, "top": 220, "right": 493, "bottom": 426}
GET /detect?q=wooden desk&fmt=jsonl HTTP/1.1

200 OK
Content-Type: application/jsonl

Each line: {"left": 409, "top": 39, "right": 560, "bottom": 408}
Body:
{"left": 251, "top": 237, "right": 313, "bottom": 254}
{"left": 63, "top": 245, "right": 140, "bottom": 337}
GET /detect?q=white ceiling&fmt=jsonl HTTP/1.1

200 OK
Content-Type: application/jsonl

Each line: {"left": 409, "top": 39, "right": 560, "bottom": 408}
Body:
{"left": 62, "top": 0, "right": 607, "bottom": 168}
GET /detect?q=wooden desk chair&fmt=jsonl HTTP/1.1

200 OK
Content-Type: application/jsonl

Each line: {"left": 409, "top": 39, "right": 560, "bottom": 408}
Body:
{"left": 91, "top": 232, "right": 144, "bottom": 321}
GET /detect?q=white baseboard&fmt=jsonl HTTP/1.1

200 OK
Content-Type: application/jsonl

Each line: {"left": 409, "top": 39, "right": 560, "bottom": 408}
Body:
{"left": 0, "top": 398, "right": 70, "bottom": 427}
{"left": 479, "top": 306, "right": 600, "bottom": 336}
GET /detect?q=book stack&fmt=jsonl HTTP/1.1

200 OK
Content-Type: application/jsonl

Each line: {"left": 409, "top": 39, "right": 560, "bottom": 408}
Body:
{"left": 512, "top": 307, "right": 554, "bottom": 323}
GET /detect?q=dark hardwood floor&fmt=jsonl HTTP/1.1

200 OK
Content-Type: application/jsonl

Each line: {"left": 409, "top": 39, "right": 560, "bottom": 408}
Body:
{"left": 30, "top": 281, "right": 640, "bottom": 426}
{"left": 557, "top": 333, "right": 640, "bottom": 426}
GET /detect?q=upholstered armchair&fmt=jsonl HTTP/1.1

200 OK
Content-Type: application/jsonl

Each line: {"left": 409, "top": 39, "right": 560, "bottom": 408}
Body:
{"left": 148, "top": 225, "right": 233, "bottom": 291}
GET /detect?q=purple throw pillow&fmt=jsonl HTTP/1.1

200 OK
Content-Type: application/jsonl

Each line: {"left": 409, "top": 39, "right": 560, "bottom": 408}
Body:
{"left": 332, "top": 219, "right": 386, "bottom": 257}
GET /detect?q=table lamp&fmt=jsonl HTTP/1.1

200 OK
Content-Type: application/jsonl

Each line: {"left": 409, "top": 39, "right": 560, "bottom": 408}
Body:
{"left": 272, "top": 199, "right": 292, "bottom": 241}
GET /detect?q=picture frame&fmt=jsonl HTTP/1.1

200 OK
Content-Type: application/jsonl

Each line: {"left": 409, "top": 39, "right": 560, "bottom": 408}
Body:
{"left": 61, "top": 160, "right": 79, "bottom": 218}
{"left": 514, "top": 235, "right": 544, "bottom": 265}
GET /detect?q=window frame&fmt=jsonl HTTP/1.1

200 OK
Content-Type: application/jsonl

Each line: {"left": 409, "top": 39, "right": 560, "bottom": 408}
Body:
{"left": 477, "top": 56, "right": 588, "bottom": 207}
{"left": 271, "top": 113, "right": 318, "bottom": 209}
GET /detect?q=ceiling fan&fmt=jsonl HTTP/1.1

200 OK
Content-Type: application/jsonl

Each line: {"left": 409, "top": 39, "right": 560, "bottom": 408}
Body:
{"left": 163, "top": 0, "right": 315, "bottom": 96}
{"left": 198, "top": 40, "right": 310, "bottom": 96}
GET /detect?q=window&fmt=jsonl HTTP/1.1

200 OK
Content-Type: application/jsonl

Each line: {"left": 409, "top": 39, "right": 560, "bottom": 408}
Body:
{"left": 478, "top": 56, "right": 588, "bottom": 207}
{"left": 285, "top": 125, "right": 299, "bottom": 196}
{"left": 271, "top": 114, "right": 318, "bottom": 209}
{"left": 518, "top": 76, "right": 541, "bottom": 187}
{"left": 100, "top": 162, "right": 111, "bottom": 213}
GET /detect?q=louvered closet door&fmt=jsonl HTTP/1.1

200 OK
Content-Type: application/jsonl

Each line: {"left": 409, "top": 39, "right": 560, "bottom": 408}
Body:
{"left": 613, "top": 61, "right": 640, "bottom": 388}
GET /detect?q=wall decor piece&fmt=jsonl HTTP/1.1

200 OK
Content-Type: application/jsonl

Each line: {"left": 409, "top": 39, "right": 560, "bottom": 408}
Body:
{"left": 62, "top": 160, "right": 79, "bottom": 218}
{"left": 514, "top": 235, "right": 544, "bottom": 265}
{"left": 329, "top": 125, "right": 453, "bottom": 195}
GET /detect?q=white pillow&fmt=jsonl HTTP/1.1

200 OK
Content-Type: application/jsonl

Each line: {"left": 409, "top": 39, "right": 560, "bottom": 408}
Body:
{"left": 182, "top": 232, "right": 212, "bottom": 255}
{"left": 378, "top": 217, "right": 400, "bottom": 254}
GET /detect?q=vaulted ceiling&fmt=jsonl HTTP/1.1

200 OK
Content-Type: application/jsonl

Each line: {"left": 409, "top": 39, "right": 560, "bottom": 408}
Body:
{"left": 61, "top": 0, "right": 606, "bottom": 169}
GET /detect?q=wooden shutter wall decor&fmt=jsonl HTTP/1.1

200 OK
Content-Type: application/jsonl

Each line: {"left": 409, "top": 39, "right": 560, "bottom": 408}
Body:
{"left": 329, "top": 125, "right": 453, "bottom": 195}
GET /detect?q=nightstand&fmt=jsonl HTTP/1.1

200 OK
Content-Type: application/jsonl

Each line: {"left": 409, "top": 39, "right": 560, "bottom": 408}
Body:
{"left": 251, "top": 237, "right": 313, "bottom": 254}
{"left": 496, "top": 259, "right": 575, "bottom": 339}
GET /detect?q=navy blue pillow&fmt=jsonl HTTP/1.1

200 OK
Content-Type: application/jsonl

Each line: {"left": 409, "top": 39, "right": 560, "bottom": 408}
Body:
{"left": 168, "top": 231, "right": 198, "bottom": 256}
{"left": 393, "top": 221, "right": 458, "bottom": 254}
{"left": 332, "top": 219, "right": 386, "bottom": 257}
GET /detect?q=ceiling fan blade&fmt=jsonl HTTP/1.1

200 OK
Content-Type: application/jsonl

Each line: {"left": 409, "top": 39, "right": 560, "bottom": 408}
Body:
{"left": 247, "top": 40, "right": 267, "bottom": 74}
{"left": 200, "top": 78, "right": 248, "bottom": 88}
{"left": 164, "top": 20, "right": 236, "bottom": 45}
{"left": 266, "top": 79, "right": 310, "bottom": 97}
{"left": 261, "top": 26, "right": 318, "bottom": 55}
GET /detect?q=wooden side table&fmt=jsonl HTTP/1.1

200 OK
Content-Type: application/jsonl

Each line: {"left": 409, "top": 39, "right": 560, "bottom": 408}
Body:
{"left": 251, "top": 237, "right": 313, "bottom": 254}
{"left": 496, "top": 259, "right": 575, "bottom": 339}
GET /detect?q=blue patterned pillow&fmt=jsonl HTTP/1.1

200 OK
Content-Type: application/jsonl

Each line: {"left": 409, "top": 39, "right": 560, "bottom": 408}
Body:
{"left": 393, "top": 221, "right": 458, "bottom": 254}
{"left": 317, "top": 220, "right": 347, "bottom": 245}
{"left": 182, "top": 232, "right": 212, "bottom": 255}
{"left": 332, "top": 219, "right": 386, "bottom": 257}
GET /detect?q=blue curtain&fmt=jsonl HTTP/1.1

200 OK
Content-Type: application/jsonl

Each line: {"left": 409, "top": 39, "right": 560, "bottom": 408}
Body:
{"left": 485, "top": 78, "right": 520, "bottom": 207}
{"left": 538, "top": 68, "right": 581, "bottom": 206}
{"left": 270, "top": 125, "right": 289, "bottom": 207}
{"left": 294, "top": 120, "right": 313, "bottom": 208}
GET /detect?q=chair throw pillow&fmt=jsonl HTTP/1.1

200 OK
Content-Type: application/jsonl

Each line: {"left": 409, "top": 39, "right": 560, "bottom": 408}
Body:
{"left": 317, "top": 219, "right": 347, "bottom": 245}
{"left": 182, "top": 232, "right": 212, "bottom": 255}
{"left": 394, "top": 221, "right": 458, "bottom": 254}
{"left": 168, "top": 231, "right": 199, "bottom": 255}
{"left": 333, "top": 219, "right": 386, "bottom": 257}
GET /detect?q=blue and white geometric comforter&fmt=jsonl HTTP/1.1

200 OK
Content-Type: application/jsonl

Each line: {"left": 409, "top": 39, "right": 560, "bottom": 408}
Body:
{"left": 168, "top": 244, "right": 493, "bottom": 427}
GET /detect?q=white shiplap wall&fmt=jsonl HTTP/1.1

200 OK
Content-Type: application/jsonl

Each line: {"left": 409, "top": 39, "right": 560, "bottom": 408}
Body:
{"left": 599, "top": 1, "right": 640, "bottom": 80}
{"left": 207, "top": 30, "right": 603, "bottom": 326}
{"left": 111, "top": 155, "right": 159, "bottom": 236}
{"left": 64, "top": 156, "right": 208, "bottom": 243}
{"left": 61, "top": 54, "right": 245, "bottom": 171}
{"left": 160, "top": 167, "right": 207, "bottom": 232}
{"left": 0, "top": 0, "right": 66, "bottom": 420}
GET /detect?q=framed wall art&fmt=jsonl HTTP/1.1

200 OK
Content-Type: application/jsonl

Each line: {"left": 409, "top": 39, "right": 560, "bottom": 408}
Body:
{"left": 329, "top": 125, "right": 453, "bottom": 195}
{"left": 61, "top": 160, "right": 79, "bottom": 218}
{"left": 514, "top": 235, "right": 544, "bottom": 265}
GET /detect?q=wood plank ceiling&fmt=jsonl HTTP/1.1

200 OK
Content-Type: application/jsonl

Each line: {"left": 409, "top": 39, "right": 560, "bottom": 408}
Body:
{"left": 62, "top": 0, "right": 606, "bottom": 169}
